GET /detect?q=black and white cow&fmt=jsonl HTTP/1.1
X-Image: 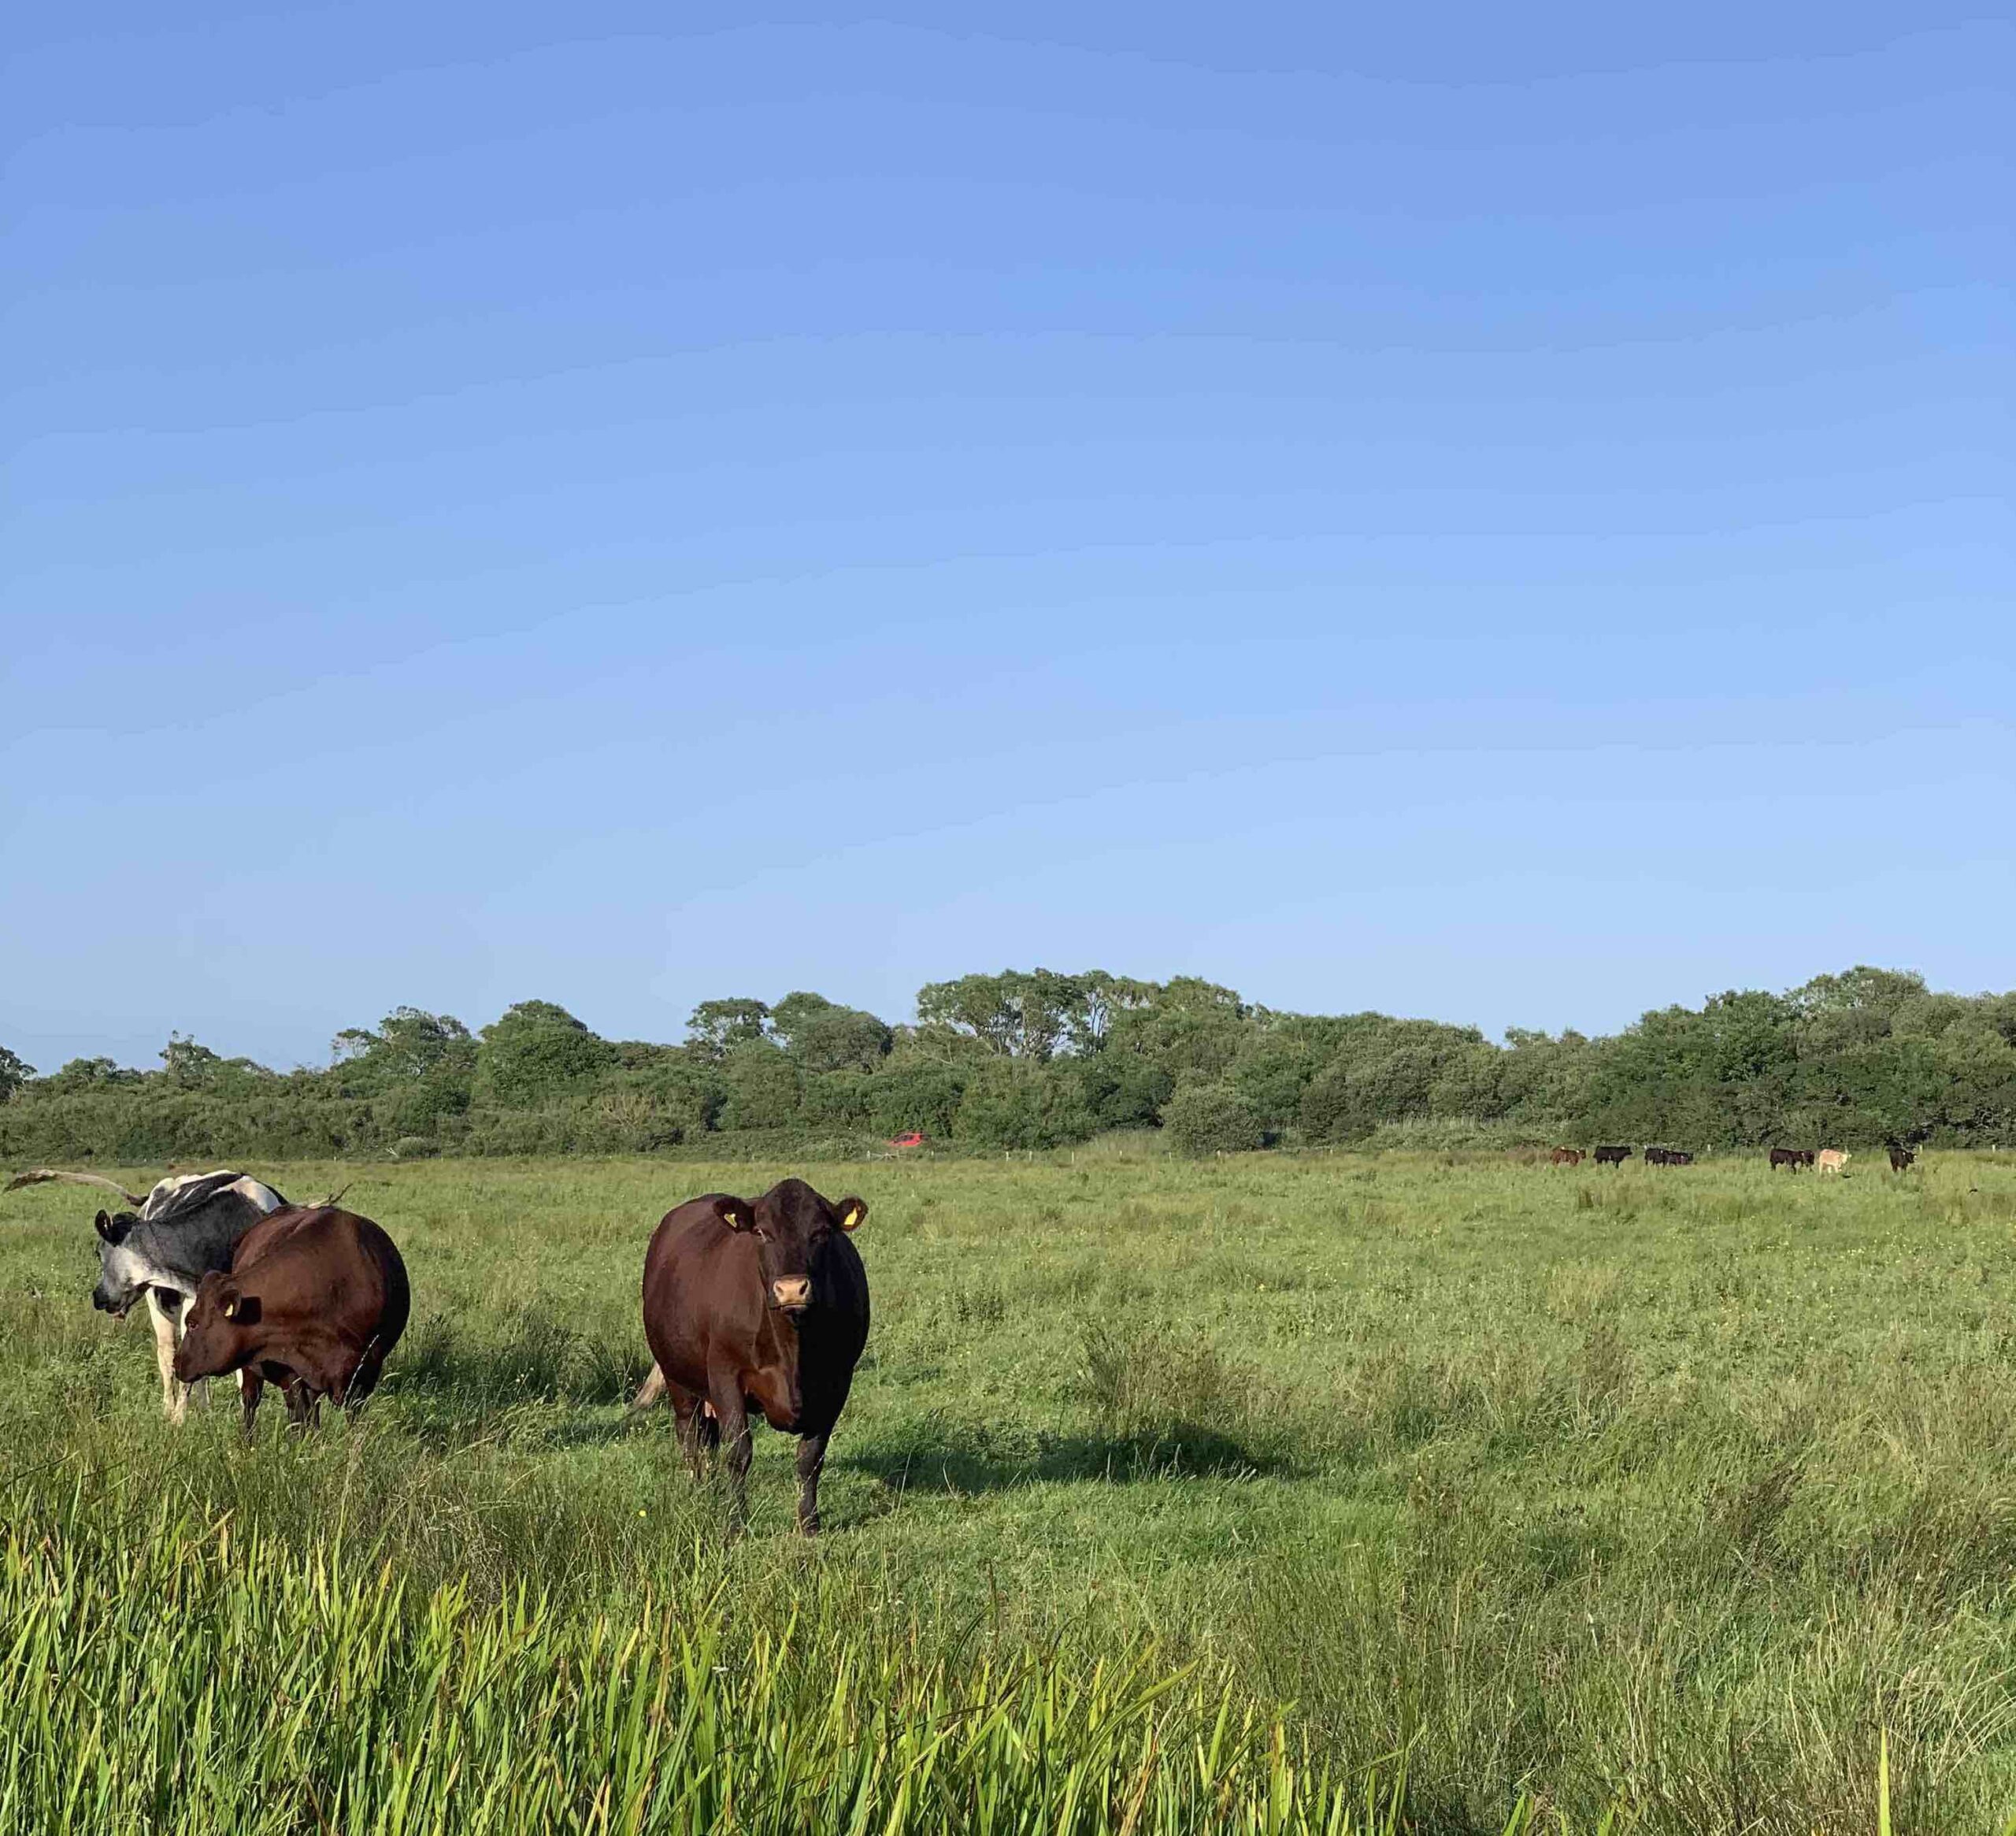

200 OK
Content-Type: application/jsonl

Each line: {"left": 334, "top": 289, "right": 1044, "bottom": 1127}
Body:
{"left": 6, "top": 1168, "right": 289, "bottom": 1420}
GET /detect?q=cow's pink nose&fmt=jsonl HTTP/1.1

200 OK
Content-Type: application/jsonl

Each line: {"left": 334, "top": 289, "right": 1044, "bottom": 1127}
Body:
{"left": 772, "top": 1278, "right": 812, "bottom": 1311}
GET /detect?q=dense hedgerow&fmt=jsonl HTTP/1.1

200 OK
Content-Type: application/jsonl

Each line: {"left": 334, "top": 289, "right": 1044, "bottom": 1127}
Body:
{"left": 6, "top": 964, "right": 2015, "bottom": 1164}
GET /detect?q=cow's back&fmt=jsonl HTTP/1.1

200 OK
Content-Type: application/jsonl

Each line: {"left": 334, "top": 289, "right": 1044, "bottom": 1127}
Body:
{"left": 234, "top": 1207, "right": 410, "bottom": 1355}
{"left": 641, "top": 1197, "right": 759, "bottom": 1383}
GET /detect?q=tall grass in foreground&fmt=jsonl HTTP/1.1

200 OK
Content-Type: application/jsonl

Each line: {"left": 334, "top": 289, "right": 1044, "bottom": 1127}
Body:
{"left": 11, "top": 1153, "right": 2016, "bottom": 1828}
{"left": 0, "top": 1500, "right": 1592, "bottom": 1836}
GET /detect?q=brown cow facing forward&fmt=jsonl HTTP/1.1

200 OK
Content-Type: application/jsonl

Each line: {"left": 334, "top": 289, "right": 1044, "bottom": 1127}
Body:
{"left": 641, "top": 1178, "right": 869, "bottom": 1535}
{"left": 174, "top": 1206, "right": 410, "bottom": 1437}
{"left": 1548, "top": 1148, "right": 1584, "bottom": 1167}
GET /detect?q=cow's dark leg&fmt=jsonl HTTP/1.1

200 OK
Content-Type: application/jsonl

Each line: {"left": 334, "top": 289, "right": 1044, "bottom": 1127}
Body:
{"left": 668, "top": 1386, "right": 712, "bottom": 1481}
{"left": 341, "top": 1341, "right": 387, "bottom": 1419}
{"left": 239, "top": 1367, "right": 265, "bottom": 1440}
{"left": 706, "top": 1373, "right": 753, "bottom": 1532}
{"left": 284, "top": 1380, "right": 317, "bottom": 1432}
{"left": 795, "top": 1430, "right": 829, "bottom": 1536}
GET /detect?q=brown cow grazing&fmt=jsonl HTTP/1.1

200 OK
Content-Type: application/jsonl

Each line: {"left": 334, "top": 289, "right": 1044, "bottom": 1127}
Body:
{"left": 173, "top": 1206, "right": 410, "bottom": 1437}
{"left": 641, "top": 1178, "right": 869, "bottom": 1535}
{"left": 1888, "top": 1146, "right": 1917, "bottom": 1172}
{"left": 1548, "top": 1148, "right": 1584, "bottom": 1167}
{"left": 1816, "top": 1149, "right": 1851, "bottom": 1177}
{"left": 1593, "top": 1145, "right": 1632, "bottom": 1167}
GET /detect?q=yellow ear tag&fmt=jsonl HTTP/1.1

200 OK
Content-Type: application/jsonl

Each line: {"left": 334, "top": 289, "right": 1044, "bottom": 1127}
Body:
{"left": 222, "top": 1297, "right": 239, "bottom": 1320}
{"left": 722, "top": 1210, "right": 741, "bottom": 1231}
{"left": 841, "top": 1205, "right": 864, "bottom": 1232}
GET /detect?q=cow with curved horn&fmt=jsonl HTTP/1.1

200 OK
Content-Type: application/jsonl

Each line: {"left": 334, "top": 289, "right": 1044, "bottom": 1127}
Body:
{"left": 6, "top": 1167, "right": 290, "bottom": 1421}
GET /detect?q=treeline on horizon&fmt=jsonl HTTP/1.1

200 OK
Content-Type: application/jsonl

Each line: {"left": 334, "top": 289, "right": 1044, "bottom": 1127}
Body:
{"left": 2, "top": 966, "right": 2014, "bottom": 1166}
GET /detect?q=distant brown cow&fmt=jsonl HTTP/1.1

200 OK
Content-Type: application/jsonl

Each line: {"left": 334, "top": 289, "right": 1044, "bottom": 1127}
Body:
{"left": 1769, "top": 1148, "right": 1814, "bottom": 1172}
{"left": 1888, "top": 1146, "right": 1917, "bottom": 1172}
{"left": 1593, "top": 1145, "right": 1632, "bottom": 1167}
{"left": 174, "top": 1206, "right": 410, "bottom": 1437}
{"left": 641, "top": 1178, "right": 869, "bottom": 1535}
{"left": 1548, "top": 1148, "right": 1584, "bottom": 1167}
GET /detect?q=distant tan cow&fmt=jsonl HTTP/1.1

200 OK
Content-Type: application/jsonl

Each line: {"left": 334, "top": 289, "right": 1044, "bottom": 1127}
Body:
{"left": 1816, "top": 1149, "right": 1851, "bottom": 1176}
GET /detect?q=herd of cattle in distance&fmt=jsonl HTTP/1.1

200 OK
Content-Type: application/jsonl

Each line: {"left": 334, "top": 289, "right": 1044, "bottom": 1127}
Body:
{"left": 5, "top": 1164, "right": 869, "bottom": 1534}
{"left": 1547, "top": 1144, "right": 1917, "bottom": 1174}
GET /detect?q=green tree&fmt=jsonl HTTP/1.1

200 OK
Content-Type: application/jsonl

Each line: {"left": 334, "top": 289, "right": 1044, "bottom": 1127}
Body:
{"left": 769, "top": 992, "right": 894, "bottom": 1073}
{"left": 160, "top": 1033, "right": 228, "bottom": 1091}
{"left": 1298, "top": 1061, "right": 1379, "bottom": 1143}
{"left": 158, "top": 1034, "right": 273, "bottom": 1095}
{"left": 719, "top": 1040, "right": 803, "bottom": 1130}
{"left": 332, "top": 1008, "right": 476, "bottom": 1085}
{"left": 1072, "top": 1051, "right": 1173, "bottom": 1129}
{"left": 1070, "top": 972, "right": 1158, "bottom": 1054}
{"left": 951, "top": 1060, "right": 1097, "bottom": 1148}
{"left": 1105, "top": 978, "right": 1251, "bottom": 1082}
{"left": 1162, "top": 1082, "right": 1264, "bottom": 1156}
{"left": 475, "top": 1002, "right": 615, "bottom": 1105}
{"left": 685, "top": 999, "right": 772, "bottom": 1061}
{"left": 862, "top": 1063, "right": 968, "bottom": 1137}
{"left": 915, "top": 970, "right": 1087, "bottom": 1061}
{"left": 43, "top": 1056, "right": 140, "bottom": 1093}
{"left": 0, "top": 1047, "right": 32, "bottom": 1101}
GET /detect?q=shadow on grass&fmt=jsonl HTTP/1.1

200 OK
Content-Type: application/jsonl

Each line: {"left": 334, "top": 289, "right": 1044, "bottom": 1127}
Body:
{"left": 845, "top": 1419, "right": 1301, "bottom": 1497}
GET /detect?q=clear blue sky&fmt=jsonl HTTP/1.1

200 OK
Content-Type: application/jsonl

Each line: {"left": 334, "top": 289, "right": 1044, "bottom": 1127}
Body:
{"left": 4, "top": 2, "right": 2010, "bottom": 1073}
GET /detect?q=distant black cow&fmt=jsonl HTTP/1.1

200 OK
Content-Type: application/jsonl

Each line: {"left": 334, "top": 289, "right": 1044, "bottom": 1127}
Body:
{"left": 1593, "top": 1145, "right": 1632, "bottom": 1167}
{"left": 1888, "top": 1146, "right": 1917, "bottom": 1172}
{"left": 1769, "top": 1148, "right": 1814, "bottom": 1172}
{"left": 641, "top": 1178, "right": 870, "bottom": 1535}
{"left": 1647, "top": 1148, "right": 1693, "bottom": 1166}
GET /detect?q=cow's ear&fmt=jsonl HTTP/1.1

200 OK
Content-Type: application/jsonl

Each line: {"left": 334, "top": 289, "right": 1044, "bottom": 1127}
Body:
{"left": 714, "top": 1197, "right": 750, "bottom": 1232}
{"left": 220, "top": 1291, "right": 260, "bottom": 1324}
{"left": 94, "top": 1210, "right": 132, "bottom": 1244}
{"left": 836, "top": 1196, "right": 868, "bottom": 1233}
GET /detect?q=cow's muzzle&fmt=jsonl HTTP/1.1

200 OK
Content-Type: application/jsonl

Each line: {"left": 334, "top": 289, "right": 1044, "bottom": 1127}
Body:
{"left": 770, "top": 1277, "right": 813, "bottom": 1315}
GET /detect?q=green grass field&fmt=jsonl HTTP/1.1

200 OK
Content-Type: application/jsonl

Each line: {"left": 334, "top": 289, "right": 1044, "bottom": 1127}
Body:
{"left": 6, "top": 1144, "right": 2016, "bottom": 1832}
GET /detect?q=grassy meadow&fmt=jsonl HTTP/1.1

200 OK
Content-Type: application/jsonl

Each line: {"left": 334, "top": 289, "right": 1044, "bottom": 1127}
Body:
{"left": 6, "top": 1144, "right": 2016, "bottom": 1831}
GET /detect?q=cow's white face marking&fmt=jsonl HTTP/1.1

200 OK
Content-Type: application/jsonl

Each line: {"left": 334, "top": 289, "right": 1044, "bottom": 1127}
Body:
{"left": 96, "top": 1239, "right": 187, "bottom": 1316}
